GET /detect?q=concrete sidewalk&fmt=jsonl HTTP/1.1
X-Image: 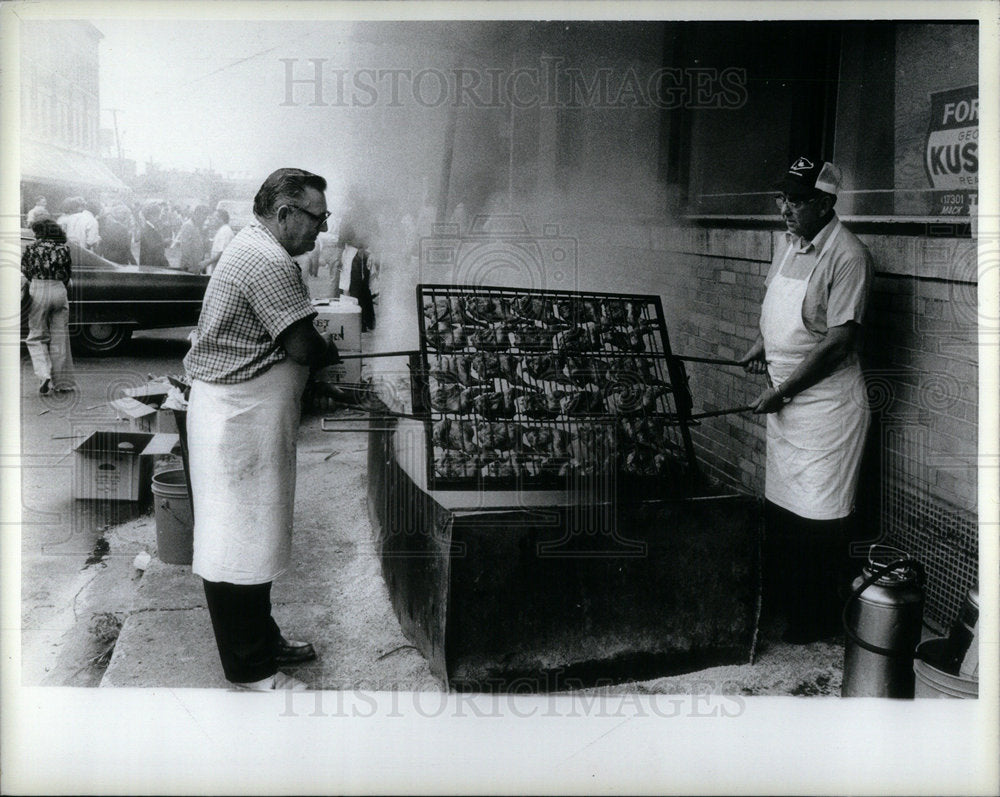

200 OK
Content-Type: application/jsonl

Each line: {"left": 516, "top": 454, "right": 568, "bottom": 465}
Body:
{"left": 100, "top": 408, "right": 441, "bottom": 691}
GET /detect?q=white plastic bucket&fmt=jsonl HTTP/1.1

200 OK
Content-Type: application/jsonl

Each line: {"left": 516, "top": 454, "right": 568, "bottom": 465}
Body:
{"left": 151, "top": 469, "right": 193, "bottom": 565}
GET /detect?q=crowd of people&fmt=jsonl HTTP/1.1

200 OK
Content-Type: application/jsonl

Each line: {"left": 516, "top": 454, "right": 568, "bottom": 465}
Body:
{"left": 22, "top": 194, "right": 239, "bottom": 273}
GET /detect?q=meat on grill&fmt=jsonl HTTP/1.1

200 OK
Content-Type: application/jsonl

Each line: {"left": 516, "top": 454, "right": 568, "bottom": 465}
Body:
{"left": 434, "top": 448, "right": 481, "bottom": 478}
{"left": 569, "top": 425, "right": 615, "bottom": 463}
{"left": 463, "top": 296, "right": 510, "bottom": 325}
{"left": 425, "top": 322, "right": 468, "bottom": 351}
{"left": 513, "top": 295, "right": 548, "bottom": 322}
{"left": 430, "top": 354, "right": 476, "bottom": 386}
{"left": 515, "top": 392, "right": 559, "bottom": 419}
{"left": 423, "top": 296, "right": 467, "bottom": 325}
{"left": 471, "top": 352, "right": 518, "bottom": 382}
{"left": 550, "top": 299, "right": 574, "bottom": 323}
{"left": 608, "top": 356, "right": 663, "bottom": 385}
{"left": 471, "top": 387, "right": 519, "bottom": 418}
{"left": 605, "top": 383, "right": 646, "bottom": 414}
{"left": 563, "top": 355, "right": 609, "bottom": 387}
{"left": 422, "top": 290, "right": 690, "bottom": 484}
{"left": 618, "top": 417, "right": 675, "bottom": 450}
{"left": 551, "top": 322, "right": 600, "bottom": 352}
{"left": 522, "top": 353, "right": 566, "bottom": 382}
{"left": 474, "top": 420, "right": 514, "bottom": 449}
{"left": 469, "top": 323, "right": 509, "bottom": 350}
{"left": 559, "top": 388, "right": 604, "bottom": 416}
{"left": 423, "top": 297, "right": 450, "bottom": 324}
{"left": 432, "top": 418, "right": 479, "bottom": 453}
{"left": 511, "top": 326, "right": 558, "bottom": 350}
{"left": 599, "top": 300, "right": 627, "bottom": 326}
{"left": 430, "top": 383, "right": 483, "bottom": 413}
{"left": 520, "top": 426, "right": 555, "bottom": 450}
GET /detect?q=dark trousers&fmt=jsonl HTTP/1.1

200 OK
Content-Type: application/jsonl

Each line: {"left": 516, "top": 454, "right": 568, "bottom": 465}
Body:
{"left": 763, "top": 500, "right": 856, "bottom": 636}
{"left": 349, "top": 252, "right": 376, "bottom": 332}
{"left": 202, "top": 579, "right": 283, "bottom": 683}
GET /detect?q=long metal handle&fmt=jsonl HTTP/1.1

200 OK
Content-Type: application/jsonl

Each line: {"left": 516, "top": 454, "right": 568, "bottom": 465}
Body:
{"left": 320, "top": 411, "right": 426, "bottom": 431}
{"left": 675, "top": 355, "right": 745, "bottom": 367}
{"left": 689, "top": 404, "right": 755, "bottom": 420}
{"left": 335, "top": 350, "right": 419, "bottom": 360}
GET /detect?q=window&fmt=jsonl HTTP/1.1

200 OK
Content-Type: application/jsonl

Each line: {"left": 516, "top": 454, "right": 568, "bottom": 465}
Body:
{"left": 666, "top": 21, "right": 978, "bottom": 221}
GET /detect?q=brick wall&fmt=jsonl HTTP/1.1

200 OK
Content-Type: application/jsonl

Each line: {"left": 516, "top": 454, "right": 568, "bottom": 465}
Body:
{"left": 557, "top": 217, "right": 978, "bottom": 629}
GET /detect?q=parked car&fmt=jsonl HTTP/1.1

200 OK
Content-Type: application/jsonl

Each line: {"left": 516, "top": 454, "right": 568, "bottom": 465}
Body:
{"left": 20, "top": 232, "right": 209, "bottom": 356}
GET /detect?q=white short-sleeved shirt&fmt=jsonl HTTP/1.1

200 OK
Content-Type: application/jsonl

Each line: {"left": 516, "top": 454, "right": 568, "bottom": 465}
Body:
{"left": 211, "top": 223, "right": 235, "bottom": 257}
{"left": 764, "top": 215, "right": 873, "bottom": 340}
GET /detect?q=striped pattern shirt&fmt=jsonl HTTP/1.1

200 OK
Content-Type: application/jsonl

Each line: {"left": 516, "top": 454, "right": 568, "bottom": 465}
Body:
{"left": 184, "top": 223, "right": 316, "bottom": 383}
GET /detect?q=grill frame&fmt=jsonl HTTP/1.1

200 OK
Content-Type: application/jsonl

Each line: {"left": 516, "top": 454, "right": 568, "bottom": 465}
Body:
{"left": 416, "top": 283, "right": 699, "bottom": 491}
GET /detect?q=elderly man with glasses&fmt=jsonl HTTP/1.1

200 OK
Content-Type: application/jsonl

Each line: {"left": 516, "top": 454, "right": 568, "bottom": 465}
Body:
{"left": 738, "top": 155, "right": 874, "bottom": 644}
{"left": 184, "top": 168, "right": 341, "bottom": 690}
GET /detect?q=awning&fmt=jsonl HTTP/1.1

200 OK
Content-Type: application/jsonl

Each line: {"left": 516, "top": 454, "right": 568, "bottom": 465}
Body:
{"left": 21, "top": 140, "right": 127, "bottom": 192}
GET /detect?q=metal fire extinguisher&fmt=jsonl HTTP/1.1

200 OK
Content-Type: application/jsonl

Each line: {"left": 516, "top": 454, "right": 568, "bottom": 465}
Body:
{"left": 841, "top": 545, "right": 925, "bottom": 698}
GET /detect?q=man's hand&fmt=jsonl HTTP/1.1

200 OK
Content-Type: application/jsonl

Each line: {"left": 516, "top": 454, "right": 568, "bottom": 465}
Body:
{"left": 751, "top": 385, "right": 787, "bottom": 414}
{"left": 738, "top": 337, "right": 768, "bottom": 375}
{"left": 319, "top": 332, "right": 342, "bottom": 366}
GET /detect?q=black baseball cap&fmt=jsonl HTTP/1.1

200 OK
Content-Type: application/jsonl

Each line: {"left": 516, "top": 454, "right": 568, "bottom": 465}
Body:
{"left": 776, "top": 155, "right": 842, "bottom": 198}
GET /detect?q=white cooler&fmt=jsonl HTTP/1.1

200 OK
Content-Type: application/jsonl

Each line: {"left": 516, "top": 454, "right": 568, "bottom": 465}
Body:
{"left": 312, "top": 298, "right": 362, "bottom": 384}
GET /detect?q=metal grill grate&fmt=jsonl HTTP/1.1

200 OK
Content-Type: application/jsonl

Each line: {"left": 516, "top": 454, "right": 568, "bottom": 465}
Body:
{"left": 416, "top": 284, "right": 698, "bottom": 491}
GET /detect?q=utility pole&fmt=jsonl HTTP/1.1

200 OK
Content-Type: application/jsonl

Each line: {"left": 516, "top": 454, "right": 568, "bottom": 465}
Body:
{"left": 108, "top": 107, "right": 124, "bottom": 177}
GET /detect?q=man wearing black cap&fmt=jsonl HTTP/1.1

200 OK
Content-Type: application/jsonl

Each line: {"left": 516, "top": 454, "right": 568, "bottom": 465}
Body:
{"left": 738, "top": 155, "right": 874, "bottom": 644}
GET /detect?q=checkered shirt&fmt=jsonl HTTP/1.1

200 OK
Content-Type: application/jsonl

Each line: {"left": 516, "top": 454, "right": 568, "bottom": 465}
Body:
{"left": 183, "top": 223, "right": 316, "bottom": 384}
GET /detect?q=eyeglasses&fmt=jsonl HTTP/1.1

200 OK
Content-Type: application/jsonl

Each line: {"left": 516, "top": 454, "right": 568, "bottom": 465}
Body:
{"left": 774, "top": 194, "right": 818, "bottom": 211}
{"left": 285, "top": 204, "right": 331, "bottom": 226}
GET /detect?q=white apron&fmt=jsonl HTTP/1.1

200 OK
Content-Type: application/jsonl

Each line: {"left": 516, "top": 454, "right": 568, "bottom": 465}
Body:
{"left": 188, "top": 357, "right": 310, "bottom": 584}
{"left": 761, "top": 227, "right": 870, "bottom": 520}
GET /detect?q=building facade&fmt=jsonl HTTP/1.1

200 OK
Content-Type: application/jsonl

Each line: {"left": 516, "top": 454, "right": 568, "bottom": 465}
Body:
{"left": 19, "top": 20, "right": 126, "bottom": 219}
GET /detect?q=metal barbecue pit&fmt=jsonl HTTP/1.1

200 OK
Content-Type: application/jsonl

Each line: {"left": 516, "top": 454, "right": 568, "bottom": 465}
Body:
{"left": 348, "top": 283, "right": 763, "bottom": 691}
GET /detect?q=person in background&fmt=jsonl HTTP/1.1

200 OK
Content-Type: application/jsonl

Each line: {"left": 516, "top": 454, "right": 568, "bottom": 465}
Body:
{"left": 337, "top": 211, "right": 377, "bottom": 332}
{"left": 139, "top": 204, "right": 170, "bottom": 268}
{"left": 62, "top": 198, "right": 101, "bottom": 251}
{"left": 316, "top": 229, "right": 340, "bottom": 281}
{"left": 183, "top": 167, "right": 340, "bottom": 691}
{"left": 179, "top": 205, "right": 210, "bottom": 273}
{"left": 349, "top": 245, "right": 377, "bottom": 332}
{"left": 100, "top": 204, "right": 137, "bottom": 265}
{"left": 21, "top": 219, "right": 76, "bottom": 394}
{"left": 25, "top": 196, "right": 49, "bottom": 226}
{"left": 130, "top": 202, "right": 144, "bottom": 245}
{"left": 166, "top": 204, "right": 184, "bottom": 246}
{"left": 199, "top": 208, "right": 235, "bottom": 275}
{"left": 738, "top": 155, "right": 873, "bottom": 644}
{"left": 56, "top": 197, "right": 79, "bottom": 234}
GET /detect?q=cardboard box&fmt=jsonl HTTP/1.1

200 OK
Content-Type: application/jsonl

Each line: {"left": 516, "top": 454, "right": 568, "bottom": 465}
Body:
{"left": 73, "top": 431, "right": 179, "bottom": 501}
{"left": 312, "top": 298, "right": 362, "bottom": 353}
{"left": 110, "top": 396, "right": 178, "bottom": 434}
{"left": 111, "top": 379, "right": 181, "bottom": 433}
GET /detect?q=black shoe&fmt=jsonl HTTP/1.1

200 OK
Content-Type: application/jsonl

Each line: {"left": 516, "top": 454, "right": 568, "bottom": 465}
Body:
{"left": 39, "top": 378, "right": 51, "bottom": 395}
{"left": 274, "top": 638, "right": 317, "bottom": 665}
